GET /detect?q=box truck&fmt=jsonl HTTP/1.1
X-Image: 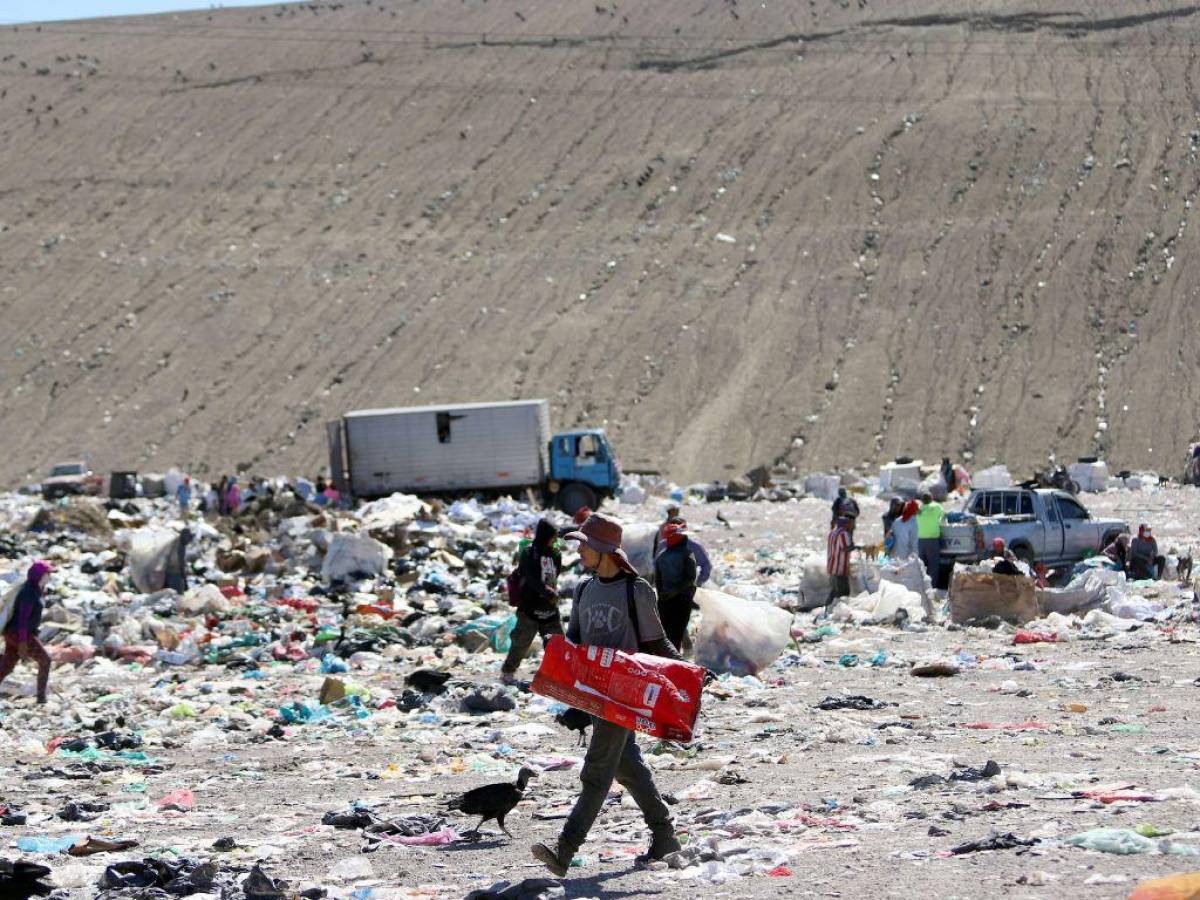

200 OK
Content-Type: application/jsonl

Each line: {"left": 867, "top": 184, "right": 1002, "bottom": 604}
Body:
{"left": 326, "top": 399, "right": 621, "bottom": 514}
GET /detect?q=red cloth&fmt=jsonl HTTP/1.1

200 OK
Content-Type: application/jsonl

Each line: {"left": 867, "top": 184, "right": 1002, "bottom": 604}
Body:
{"left": 827, "top": 526, "right": 851, "bottom": 576}
{"left": 532, "top": 635, "right": 704, "bottom": 742}
{"left": 662, "top": 523, "right": 687, "bottom": 549}
{"left": 901, "top": 500, "right": 919, "bottom": 522}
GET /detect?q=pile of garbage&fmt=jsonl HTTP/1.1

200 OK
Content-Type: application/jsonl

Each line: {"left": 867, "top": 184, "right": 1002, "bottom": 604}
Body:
{"left": 0, "top": 482, "right": 1198, "bottom": 897}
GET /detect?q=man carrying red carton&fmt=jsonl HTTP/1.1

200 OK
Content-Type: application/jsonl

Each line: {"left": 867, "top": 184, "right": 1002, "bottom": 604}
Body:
{"left": 532, "top": 513, "right": 686, "bottom": 876}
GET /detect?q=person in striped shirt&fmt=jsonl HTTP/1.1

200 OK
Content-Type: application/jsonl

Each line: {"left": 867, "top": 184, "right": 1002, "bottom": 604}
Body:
{"left": 826, "top": 516, "right": 856, "bottom": 610}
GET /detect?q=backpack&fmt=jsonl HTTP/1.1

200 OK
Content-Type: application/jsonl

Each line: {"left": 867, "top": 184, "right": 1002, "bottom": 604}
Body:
{"left": 505, "top": 568, "right": 523, "bottom": 606}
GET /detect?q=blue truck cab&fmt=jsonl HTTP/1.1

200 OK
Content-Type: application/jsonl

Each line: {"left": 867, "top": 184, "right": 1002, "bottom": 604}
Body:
{"left": 548, "top": 429, "right": 620, "bottom": 514}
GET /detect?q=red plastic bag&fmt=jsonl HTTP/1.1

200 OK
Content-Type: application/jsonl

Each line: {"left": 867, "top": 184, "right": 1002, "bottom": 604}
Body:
{"left": 1014, "top": 631, "right": 1058, "bottom": 644}
{"left": 532, "top": 635, "right": 703, "bottom": 742}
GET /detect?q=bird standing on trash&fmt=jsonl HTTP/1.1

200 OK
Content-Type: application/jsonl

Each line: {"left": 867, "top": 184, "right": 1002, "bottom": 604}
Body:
{"left": 555, "top": 707, "right": 591, "bottom": 746}
{"left": 447, "top": 767, "right": 537, "bottom": 840}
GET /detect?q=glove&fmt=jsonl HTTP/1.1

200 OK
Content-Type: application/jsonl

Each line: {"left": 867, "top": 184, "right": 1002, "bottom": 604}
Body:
{"left": 702, "top": 668, "right": 718, "bottom": 686}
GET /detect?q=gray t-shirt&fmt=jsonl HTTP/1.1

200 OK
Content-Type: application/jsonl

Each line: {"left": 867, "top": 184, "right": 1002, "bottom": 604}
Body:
{"left": 567, "top": 574, "right": 665, "bottom": 653}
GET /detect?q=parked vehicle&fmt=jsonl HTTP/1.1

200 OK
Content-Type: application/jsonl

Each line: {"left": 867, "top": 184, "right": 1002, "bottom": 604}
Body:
{"left": 326, "top": 399, "right": 620, "bottom": 514}
{"left": 940, "top": 487, "right": 1128, "bottom": 568}
{"left": 41, "top": 461, "right": 103, "bottom": 500}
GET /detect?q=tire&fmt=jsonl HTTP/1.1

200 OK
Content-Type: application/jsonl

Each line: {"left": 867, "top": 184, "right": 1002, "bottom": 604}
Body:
{"left": 558, "top": 483, "right": 597, "bottom": 516}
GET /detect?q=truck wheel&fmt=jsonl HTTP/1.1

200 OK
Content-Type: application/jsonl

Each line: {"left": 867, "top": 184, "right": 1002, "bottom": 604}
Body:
{"left": 558, "top": 483, "right": 597, "bottom": 516}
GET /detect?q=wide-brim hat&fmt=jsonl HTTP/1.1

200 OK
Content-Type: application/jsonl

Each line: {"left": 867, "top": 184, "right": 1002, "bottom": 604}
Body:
{"left": 564, "top": 513, "right": 638, "bottom": 574}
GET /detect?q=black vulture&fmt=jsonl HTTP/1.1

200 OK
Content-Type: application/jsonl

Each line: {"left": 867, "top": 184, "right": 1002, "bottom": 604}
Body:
{"left": 554, "top": 707, "right": 591, "bottom": 746}
{"left": 406, "top": 669, "right": 452, "bottom": 694}
{"left": 447, "top": 767, "right": 537, "bottom": 839}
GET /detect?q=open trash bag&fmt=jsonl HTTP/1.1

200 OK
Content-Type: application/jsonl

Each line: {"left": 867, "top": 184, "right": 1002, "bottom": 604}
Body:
{"left": 693, "top": 588, "right": 793, "bottom": 676}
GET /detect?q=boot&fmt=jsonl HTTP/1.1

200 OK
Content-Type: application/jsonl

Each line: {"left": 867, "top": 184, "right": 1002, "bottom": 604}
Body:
{"left": 637, "top": 829, "right": 682, "bottom": 863}
{"left": 531, "top": 840, "right": 573, "bottom": 877}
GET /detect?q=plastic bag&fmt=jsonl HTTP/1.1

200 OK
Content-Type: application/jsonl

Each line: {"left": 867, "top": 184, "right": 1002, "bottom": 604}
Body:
{"left": 878, "top": 556, "right": 930, "bottom": 598}
{"left": 533, "top": 635, "right": 704, "bottom": 742}
{"left": 322, "top": 533, "right": 393, "bottom": 582}
{"left": 621, "top": 523, "right": 660, "bottom": 577}
{"left": 454, "top": 613, "right": 517, "bottom": 653}
{"left": 864, "top": 581, "right": 927, "bottom": 624}
{"left": 693, "top": 588, "right": 792, "bottom": 676}
{"left": 0, "top": 577, "right": 21, "bottom": 633}
{"left": 1067, "top": 828, "right": 1155, "bottom": 855}
{"left": 122, "top": 528, "right": 178, "bottom": 593}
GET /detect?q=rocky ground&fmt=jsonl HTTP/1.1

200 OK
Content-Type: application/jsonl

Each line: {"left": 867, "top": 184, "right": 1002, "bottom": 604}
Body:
{"left": 3, "top": 0, "right": 1200, "bottom": 486}
{"left": 2, "top": 485, "right": 1199, "bottom": 898}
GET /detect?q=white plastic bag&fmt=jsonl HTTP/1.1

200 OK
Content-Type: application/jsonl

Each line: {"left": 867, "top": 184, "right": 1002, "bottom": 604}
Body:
{"left": 0, "top": 576, "right": 22, "bottom": 633}
{"left": 693, "top": 588, "right": 793, "bottom": 675}
{"left": 122, "top": 527, "right": 178, "bottom": 593}
{"left": 322, "top": 533, "right": 393, "bottom": 581}
{"left": 878, "top": 556, "right": 930, "bottom": 598}
{"left": 621, "top": 522, "right": 660, "bottom": 577}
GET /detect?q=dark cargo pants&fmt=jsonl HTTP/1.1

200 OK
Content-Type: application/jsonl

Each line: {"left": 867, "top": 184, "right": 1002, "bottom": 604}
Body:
{"left": 559, "top": 717, "right": 674, "bottom": 854}
{"left": 500, "top": 610, "right": 562, "bottom": 675}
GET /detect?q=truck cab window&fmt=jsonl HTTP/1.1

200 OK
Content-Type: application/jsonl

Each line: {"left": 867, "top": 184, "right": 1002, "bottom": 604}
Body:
{"left": 577, "top": 435, "right": 599, "bottom": 461}
{"left": 436, "top": 413, "right": 452, "bottom": 444}
{"left": 1003, "top": 493, "right": 1019, "bottom": 515}
{"left": 1020, "top": 494, "right": 1033, "bottom": 516}
{"left": 1057, "top": 497, "right": 1088, "bottom": 520}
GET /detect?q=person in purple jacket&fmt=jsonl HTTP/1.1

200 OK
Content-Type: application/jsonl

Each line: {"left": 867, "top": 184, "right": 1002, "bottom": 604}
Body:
{"left": 0, "top": 560, "right": 53, "bottom": 704}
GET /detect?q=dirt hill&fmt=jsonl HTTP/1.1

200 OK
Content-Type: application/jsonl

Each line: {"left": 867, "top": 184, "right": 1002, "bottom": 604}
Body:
{"left": 2, "top": 0, "right": 1199, "bottom": 488}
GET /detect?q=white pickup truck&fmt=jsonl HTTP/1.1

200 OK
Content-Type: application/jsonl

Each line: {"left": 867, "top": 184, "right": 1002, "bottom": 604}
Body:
{"left": 940, "top": 488, "right": 1128, "bottom": 568}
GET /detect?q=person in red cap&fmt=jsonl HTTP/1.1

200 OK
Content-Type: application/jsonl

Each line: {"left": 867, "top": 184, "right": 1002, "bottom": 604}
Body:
{"left": 989, "top": 538, "right": 1022, "bottom": 577}
{"left": 533, "top": 513, "right": 683, "bottom": 876}
{"left": 652, "top": 522, "right": 699, "bottom": 649}
{"left": 0, "top": 560, "right": 54, "bottom": 703}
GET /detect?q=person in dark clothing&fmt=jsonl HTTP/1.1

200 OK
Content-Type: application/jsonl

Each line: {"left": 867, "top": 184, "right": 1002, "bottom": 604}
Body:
{"left": 1129, "top": 524, "right": 1165, "bottom": 581}
{"left": 1103, "top": 534, "right": 1130, "bottom": 571}
{"left": 990, "top": 538, "right": 1023, "bottom": 577}
{"left": 501, "top": 519, "right": 565, "bottom": 684}
{"left": 940, "top": 457, "right": 957, "bottom": 494}
{"left": 164, "top": 527, "right": 193, "bottom": 594}
{"left": 652, "top": 505, "right": 683, "bottom": 556}
{"left": 533, "top": 513, "right": 682, "bottom": 877}
{"left": 882, "top": 497, "right": 904, "bottom": 554}
{"left": 652, "top": 523, "right": 699, "bottom": 650}
{"left": 831, "top": 488, "right": 860, "bottom": 526}
{"left": 0, "top": 560, "right": 53, "bottom": 704}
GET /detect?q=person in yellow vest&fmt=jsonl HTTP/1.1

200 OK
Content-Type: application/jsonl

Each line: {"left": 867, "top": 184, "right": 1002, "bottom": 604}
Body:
{"left": 916, "top": 492, "right": 945, "bottom": 587}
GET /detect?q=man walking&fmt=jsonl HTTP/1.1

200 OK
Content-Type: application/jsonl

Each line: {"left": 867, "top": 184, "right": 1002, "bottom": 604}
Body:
{"left": 533, "top": 513, "right": 683, "bottom": 875}
{"left": 500, "top": 519, "right": 564, "bottom": 684}
{"left": 826, "top": 515, "right": 855, "bottom": 612}
{"left": 653, "top": 522, "right": 699, "bottom": 649}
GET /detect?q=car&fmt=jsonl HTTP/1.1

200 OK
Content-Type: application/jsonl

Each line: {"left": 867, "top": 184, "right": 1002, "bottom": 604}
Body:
{"left": 940, "top": 487, "right": 1129, "bottom": 569}
{"left": 41, "top": 461, "right": 103, "bottom": 500}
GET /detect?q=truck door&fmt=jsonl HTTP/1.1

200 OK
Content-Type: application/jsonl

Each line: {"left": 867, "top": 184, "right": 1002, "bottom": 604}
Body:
{"left": 1055, "top": 494, "right": 1093, "bottom": 560}
{"left": 573, "top": 434, "right": 609, "bottom": 487}
{"left": 1042, "top": 493, "right": 1064, "bottom": 560}
{"left": 552, "top": 436, "right": 577, "bottom": 484}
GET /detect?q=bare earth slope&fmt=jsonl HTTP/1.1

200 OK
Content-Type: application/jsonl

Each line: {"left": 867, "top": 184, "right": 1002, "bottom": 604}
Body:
{"left": 2, "top": 1, "right": 1199, "bottom": 485}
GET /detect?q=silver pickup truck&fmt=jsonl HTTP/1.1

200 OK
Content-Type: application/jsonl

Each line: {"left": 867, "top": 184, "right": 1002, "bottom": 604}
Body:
{"left": 940, "top": 488, "right": 1128, "bottom": 568}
